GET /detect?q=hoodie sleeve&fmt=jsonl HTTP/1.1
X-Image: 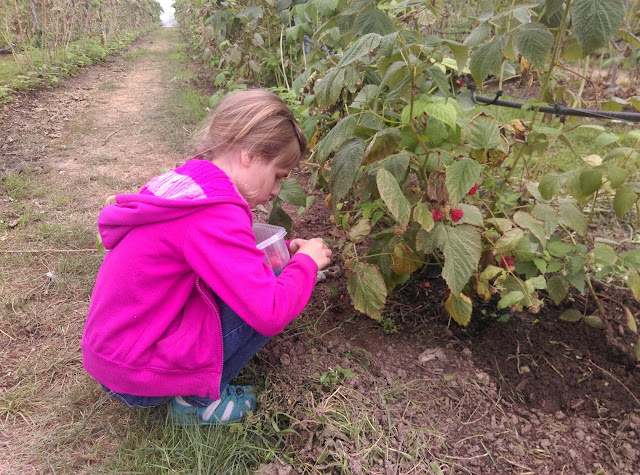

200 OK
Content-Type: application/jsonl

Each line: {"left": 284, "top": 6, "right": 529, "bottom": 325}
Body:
{"left": 183, "top": 204, "right": 318, "bottom": 336}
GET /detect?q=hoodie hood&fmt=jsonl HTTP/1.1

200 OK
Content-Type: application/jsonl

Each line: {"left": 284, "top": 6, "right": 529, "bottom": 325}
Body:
{"left": 98, "top": 160, "right": 252, "bottom": 249}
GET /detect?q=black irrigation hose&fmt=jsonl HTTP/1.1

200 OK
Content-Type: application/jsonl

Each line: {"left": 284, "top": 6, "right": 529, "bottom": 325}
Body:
{"left": 472, "top": 91, "right": 640, "bottom": 123}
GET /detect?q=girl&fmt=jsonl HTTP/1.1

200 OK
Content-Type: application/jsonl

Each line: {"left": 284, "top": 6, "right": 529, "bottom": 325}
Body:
{"left": 82, "top": 89, "right": 332, "bottom": 425}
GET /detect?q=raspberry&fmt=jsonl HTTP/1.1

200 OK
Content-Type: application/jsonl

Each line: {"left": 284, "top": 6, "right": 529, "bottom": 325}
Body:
{"left": 500, "top": 255, "right": 515, "bottom": 270}
{"left": 457, "top": 79, "right": 464, "bottom": 88}
{"left": 450, "top": 208, "right": 464, "bottom": 222}
{"left": 468, "top": 183, "right": 478, "bottom": 195}
{"left": 432, "top": 209, "right": 442, "bottom": 221}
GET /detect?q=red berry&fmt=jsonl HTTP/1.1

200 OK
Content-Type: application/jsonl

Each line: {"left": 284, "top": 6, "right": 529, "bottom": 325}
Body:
{"left": 500, "top": 255, "right": 515, "bottom": 270}
{"left": 355, "top": 81, "right": 362, "bottom": 87}
{"left": 450, "top": 208, "right": 464, "bottom": 222}
{"left": 432, "top": 209, "right": 442, "bottom": 221}
{"left": 423, "top": 111, "right": 427, "bottom": 115}
{"left": 457, "top": 79, "right": 464, "bottom": 87}
{"left": 468, "top": 183, "right": 478, "bottom": 195}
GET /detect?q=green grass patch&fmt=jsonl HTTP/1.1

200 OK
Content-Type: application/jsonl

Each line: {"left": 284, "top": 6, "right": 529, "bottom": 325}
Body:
{"left": 109, "top": 410, "right": 285, "bottom": 474}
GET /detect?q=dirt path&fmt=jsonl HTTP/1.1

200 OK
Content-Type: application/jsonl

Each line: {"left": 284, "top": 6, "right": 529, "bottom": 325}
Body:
{"left": 0, "top": 27, "right": 190, "bottom": 473}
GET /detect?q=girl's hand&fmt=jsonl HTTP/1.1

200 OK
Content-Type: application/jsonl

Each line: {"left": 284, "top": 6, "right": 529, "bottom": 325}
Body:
{"left": 288, "top": 238, "right": 308, "bottom": 256}
{"left": 296, "top": 238, "right": 332, "bottom": 270}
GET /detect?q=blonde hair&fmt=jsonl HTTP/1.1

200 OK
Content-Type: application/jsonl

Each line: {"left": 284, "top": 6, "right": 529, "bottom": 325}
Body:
{"left": 193, "top": 89, "right": 307, "bottom": 169}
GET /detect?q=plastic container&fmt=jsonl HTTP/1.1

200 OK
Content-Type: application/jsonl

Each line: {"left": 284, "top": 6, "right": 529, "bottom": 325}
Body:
{"left": 253, "top": 223, "right": 290, "bottom": 275}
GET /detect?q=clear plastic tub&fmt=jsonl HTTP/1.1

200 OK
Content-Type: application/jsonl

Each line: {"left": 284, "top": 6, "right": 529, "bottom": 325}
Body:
{"left": 253, "top": 223, "right": 290, "bottom": 275}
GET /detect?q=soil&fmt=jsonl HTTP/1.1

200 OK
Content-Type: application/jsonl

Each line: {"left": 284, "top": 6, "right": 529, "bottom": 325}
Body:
{"left": 1, "top": 28, "right": 640, "bottom": 474}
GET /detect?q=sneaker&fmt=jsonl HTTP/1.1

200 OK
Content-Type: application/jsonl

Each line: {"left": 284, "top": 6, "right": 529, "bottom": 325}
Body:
{"left": 169, "top": 385, "right": 256, "bottom": 426}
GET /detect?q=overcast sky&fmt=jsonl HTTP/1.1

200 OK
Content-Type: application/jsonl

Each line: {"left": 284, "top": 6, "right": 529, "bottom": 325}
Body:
{"left": 158, "top": 0, "right": 176, "bottom": 26}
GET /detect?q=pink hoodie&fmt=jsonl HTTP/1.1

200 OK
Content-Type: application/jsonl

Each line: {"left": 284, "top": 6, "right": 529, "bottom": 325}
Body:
{"left": 81, "top": 160, "right": 318, "bottom": 400}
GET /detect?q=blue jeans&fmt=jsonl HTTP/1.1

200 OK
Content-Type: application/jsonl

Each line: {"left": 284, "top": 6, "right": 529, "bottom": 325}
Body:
{"left": 103, "top": 297, "right": 269, "bottom": 408}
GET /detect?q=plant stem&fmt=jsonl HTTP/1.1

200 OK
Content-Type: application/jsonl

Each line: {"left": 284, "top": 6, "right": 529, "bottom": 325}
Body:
{"left": 532, "top": 0, "right": 573, "bottom": 126}
{"left": 573, "top": 55, "right": 589, "bottom": 107}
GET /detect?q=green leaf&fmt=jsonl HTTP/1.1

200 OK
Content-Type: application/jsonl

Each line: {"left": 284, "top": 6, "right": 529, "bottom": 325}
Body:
{"left": 497, "top": 291, "right": 525, "bottom": 310}
{"left": 532, "top": 203, "right": 558, "bottom": 237}
{"left": 613, "top": 186, "right": 637, "bottom": 217}
{"left": 336, "top": 33, "right": 382, "bottom": 69}
{"left": 525, "top": 275, "right": 547, "bottom": 293}
{"left": 607, "top": 165, "right": 629, "bottom": 189}
{"left": 347, "top": 261, "right": 387, "bottom": 321}
{"left": 513, "top": 7, "right": 532, "bottom": 24}
{"left": 443, "top": 40, "right": 469, "bottom": 73}
{"left": 267, "top": 198, "right": 292, "bottom": 233}
{"left": 441, "top": 224, "right": 482, "bottom": 295}
{"left": 457, "top": 203, "right": 484, "bottom": 227}
{"left": 355, "top": 7, "right": 394, "bottom": 35}
{"left": 620, "top": 29, "right": 640, "bottom": 47}
{"left": 424, "top": 99, "right": 457, "bottom": 129}
{"left": 548, "top": 275, "right": 569, "bottom": 306}
{"left": 547, "top": 240, "right": 574, "bottom": 257}
{"left": 469, "top": 35, "right": 508, "bottom": 86}
{"left": 314, "top": 0, "right": 338, "bottom": 17}
{"left": 330, "top": 138, "right": 365, "bottom": 203}
{"left": 315, "top": 68, "right": 345, "bottom": 109}
{"left": 593, "top": 244, "right": 618, "bottom": 267}
{"left": 317, "top": 115, "right": 357, "bottom": 164}
{"left": 468, "top": 117, "right": 502, "bottom": 150}
{"left": 413, "top": 202, "right": 435, "bottom": 232}
{"left": 533, "top": 257, "right": 547, "bottom": 274}
{"left": 558, "top": 200, "right": 587, "bottom": 235}
{"left": 364, "top": 128, "right": 402, "bottom": 164}
{"left": 445, "top": 158, "right": 481, "bottom": 203}
{"left": 584, "top": 315, "right": 605, "bottom": 329}
{"left": 562, "top": 36, "right": 585, "bottom": 60}
{"left": 278, "top": 178, "right": 307, "bottom": 207}
{"left": 572, "top": 0, "right": 625, "bottom": 55}
{"left": 480, "top": 265, "right": 504, "bottom": 281}
{"left": 595, "top": 132, "right": 620, "bottom": 148}
{"left": 560, "top": 309, "right": 583, "bottom": 323}
{"left": 349, "top": 219, "right": 371, "bottom": 243}
{"left": 625, "top": 306, "right": 637, "bottom": 333}
{"left": 629, "top": 271, "right": 640, "bottom": 300}
{"left": 351, "top": 84, "right": 380, "bottom": 109}
{"left": 514, "top": 23, "right": 554, "bottom": 69}
{"left": 513, "top": 211, "right": 547, "bottom": 248}
{"left": 579, "top": 168, "right": 603, "bottom": 196}
{"left": 426, "top": 64, "right": 451, "bottom": 98}
{"left": 538, "top": 0, "right": 565, "bottom": 28}
{"left": 567, "top": 270, "right": 587, "bottom": 294}
{"left": 377, "top": 168, "right": 411, "bottom": 227}
{"left": 444, "top": 293, "right": 473, "bottom": 326}
{"left": 463, "top": 22, "right": 490, "bottom": 47}
{"left": 494, "top": 228, "right": 525, "bottom": 253}
{"left": 621, "top": 249, "right": 640, "bottom": 269}
{"left": 275, "top": 0, "right": 292, "bottom": 10}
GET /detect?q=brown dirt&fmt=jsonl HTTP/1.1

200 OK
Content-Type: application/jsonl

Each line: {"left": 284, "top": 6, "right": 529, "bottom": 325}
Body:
{"left": 1, "top": 28, "right": 639, "bottom": 474}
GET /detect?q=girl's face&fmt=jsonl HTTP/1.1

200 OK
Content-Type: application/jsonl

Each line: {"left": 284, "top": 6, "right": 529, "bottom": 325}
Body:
{"left": 236, "top": 154, "right": 293, "bottom": 208}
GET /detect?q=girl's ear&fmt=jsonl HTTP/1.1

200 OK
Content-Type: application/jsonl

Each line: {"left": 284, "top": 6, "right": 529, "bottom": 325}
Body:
{"left": 239, "top": 149, "right": 254, "bottom": 167}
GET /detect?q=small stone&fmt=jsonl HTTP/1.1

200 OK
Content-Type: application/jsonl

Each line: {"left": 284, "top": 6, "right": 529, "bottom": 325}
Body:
{"left": 280, "top": 354, "right": 291, "bottom": 366}
{"left": 555, "top": 410, "right": 566, "bottom": 420}
{"left": 418, "top": 348, "right": 446, "bottom": 363}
